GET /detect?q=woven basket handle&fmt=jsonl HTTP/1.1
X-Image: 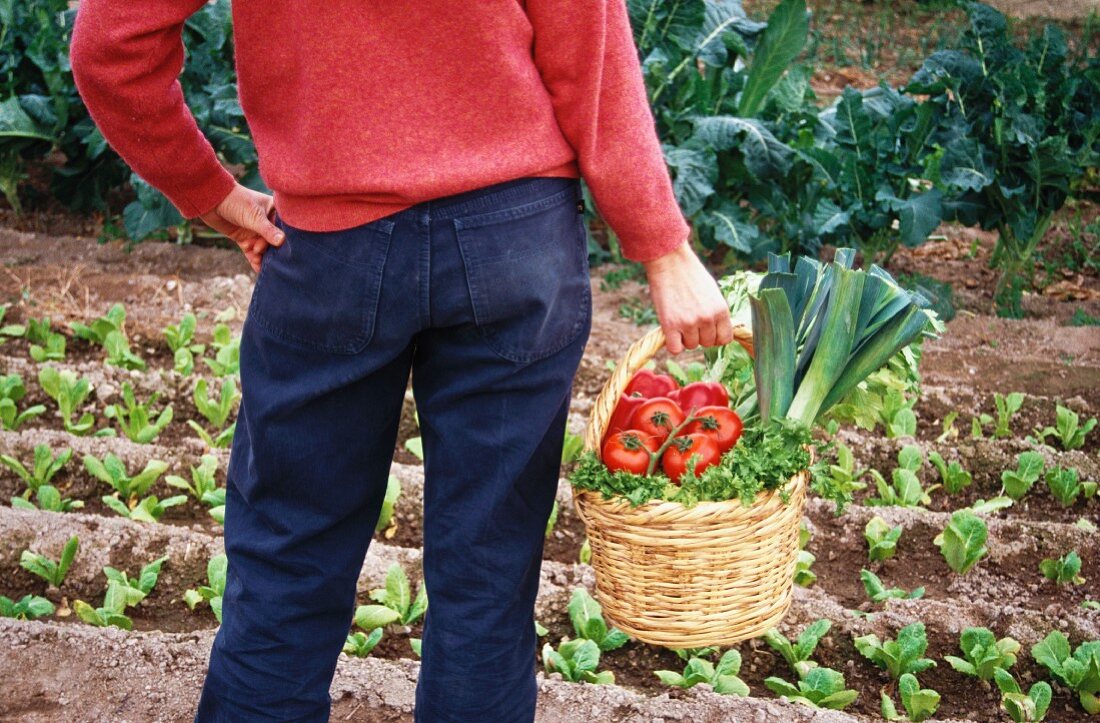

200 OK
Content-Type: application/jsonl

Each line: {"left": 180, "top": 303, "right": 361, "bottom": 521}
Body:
{"left": 583, "top": 323, "right": 755, "bottom": 454}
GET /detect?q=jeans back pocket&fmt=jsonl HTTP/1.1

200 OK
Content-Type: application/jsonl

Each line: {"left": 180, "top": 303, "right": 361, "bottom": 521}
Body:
{"left": 453, "top": 183, "right": 591, "bottom": 364}
{"left": 247, "top": 216, "right": 396, "bottom": 355}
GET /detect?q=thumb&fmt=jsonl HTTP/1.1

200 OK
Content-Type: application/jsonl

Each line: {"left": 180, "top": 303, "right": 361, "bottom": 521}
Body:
{"left": 245, "top": 201, "right": 285, "bottom": 247}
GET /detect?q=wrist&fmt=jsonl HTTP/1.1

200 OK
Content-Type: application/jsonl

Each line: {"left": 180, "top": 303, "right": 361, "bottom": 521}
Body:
{"left": 641, "top": 237, "right": 694, "bottom": 275}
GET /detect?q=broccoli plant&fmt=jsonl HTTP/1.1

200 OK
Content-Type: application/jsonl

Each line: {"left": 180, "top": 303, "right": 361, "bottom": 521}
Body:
{"left": 184, "top": 553, "right": 226, "bottom": 623}
{"left": 1045, "top": 466, "right": 1096, "bottom": 507}
{"left": 764, "top": 666, "right": 858, "bottom": 711}
{"left": 1001, "top": 451, "right": 1045, "bottom": 500}
{"left": 927, "top": 451, "right": 972, "bottom": 494}
{"left": 934, "top": 509, "right": 988, "bottom": 574}
{"left": 881, "top": 673, "right": 940, "bottom": 722}
{"left": 542, "top": 638, "right": 614, "bottom": 684}
{"left": 654, "top": 649, "right": 749, "bottom": 696}
{"left": 354, "top": 563, "right": 428, "bottom": 630}
{"left": 0, "top": 373, "right": 45, "bottom": 430}
{"left": 37, "top": 365, "right": 100, "bottom": 435}
{"left": 1039, "top": 551, "right": 1085, "bottom": 586}
{"left": 943, "top": 627, "right": 1020, "bottom": 681}
{"left": 166, "top": 454, "right": 220, "bottom": 502}
{"left": 1031, "top": 631, "right": 1100, "bottom": 714}
{"left": 993, "top": 392, "right": 1025, "bottom": 438}
{"left": 20, "top": 535, "right": 79, "bottom": 589}
{"left": 203, "top": 322, "right": 240, "bottom": 377}
{"left": 163, "top": 313, "right": 205, "bottom": 375}
{"left": 70, "top": 303, "right": 145, "bottom": 370}
{"left": 104, "top": 382, "right": 173, "bottom": 443}
{"left": 864, "top": 516, "right": 903, "bottom": 562}
{"left": 0, "top": 594, "right": 54, "bottom": 621}
{"left": 1037, "top": 405, "right": 1097, "bottom": 451}
{"left": 995, "top": 668, "right": 1052, "bottom": 722}
{"left": 855, "top": 623, "right": 937, "bottom": 680}
{"left": 860, "top": 569, "right": 924, "bottom": 604}
{"left": 568, "top": 588, "right": 629, "bottom": 652}
{"left": 343, "top": 628, "right": 384, "bottom": 657}
{"left": 868, "top": 445, "right": 938, "bottom": 507}
{"left": 762, "top": 619, "right": 831, "bottom": 677}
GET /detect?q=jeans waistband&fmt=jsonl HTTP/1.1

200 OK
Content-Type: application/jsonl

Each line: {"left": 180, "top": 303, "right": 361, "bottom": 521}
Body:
{"left": 410, "top": 175, "right": 581, "bottom": 221}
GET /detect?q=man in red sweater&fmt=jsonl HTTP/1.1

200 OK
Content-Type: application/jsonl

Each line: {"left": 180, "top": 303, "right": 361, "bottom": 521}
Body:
{"left": 70, "top": 1, "right": 734, "bottom": 721}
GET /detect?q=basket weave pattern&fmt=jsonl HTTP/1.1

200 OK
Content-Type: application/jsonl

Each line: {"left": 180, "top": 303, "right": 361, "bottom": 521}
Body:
{"left": 572, "top": 325, "right": 808, "bottom": 648}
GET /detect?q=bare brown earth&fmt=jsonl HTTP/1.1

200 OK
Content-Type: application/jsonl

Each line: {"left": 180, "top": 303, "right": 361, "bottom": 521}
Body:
{"left": 1, "top": 210, "right": 1099, "bottom": 722}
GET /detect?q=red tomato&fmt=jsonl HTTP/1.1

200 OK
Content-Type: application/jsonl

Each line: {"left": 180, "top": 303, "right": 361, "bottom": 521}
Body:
{"left": 683, "top": 406, "right": 744, "bottom": 453}
{"left": 623, "top": 369, "right": 678, "bottom": 399}
{"left": 669, "top": 382, "right": 730, "bottom": 416}
{"left": 628, "top": 397, "right": 685, "bottom": 440}
{"left": 603, "top": 394, "right": 647, "bottom": 446}
{"left": 660, "top": 433, "right": 721, "bottom": 484}
{"left": 602, "top": 431, "right": 660, "bottom": 475}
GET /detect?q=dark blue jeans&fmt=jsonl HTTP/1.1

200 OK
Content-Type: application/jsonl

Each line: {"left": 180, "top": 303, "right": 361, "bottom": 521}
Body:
{"left": 193, "top": 176, "right": 592, "bottom": 722}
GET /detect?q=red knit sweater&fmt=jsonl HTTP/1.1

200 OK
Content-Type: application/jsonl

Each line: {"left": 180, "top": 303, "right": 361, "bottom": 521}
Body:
{"left": 68, "top": 1, "right": 691, "bottom": 263}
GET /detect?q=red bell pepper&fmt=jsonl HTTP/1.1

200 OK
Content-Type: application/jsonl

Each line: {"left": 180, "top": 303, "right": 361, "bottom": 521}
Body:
{"left": 603, "top": 393, "right": 647, "bottom": 445}
{"left": 623, "top": 369, "right": 678, "bottom": 399}
{"left": 669, "top": 381, "right": 730, "bottom": 416}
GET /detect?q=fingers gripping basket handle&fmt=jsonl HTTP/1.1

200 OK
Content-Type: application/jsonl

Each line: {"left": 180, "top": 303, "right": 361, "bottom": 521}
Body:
{"left": 582, "top": 323, "right": 755, "bottom": 455}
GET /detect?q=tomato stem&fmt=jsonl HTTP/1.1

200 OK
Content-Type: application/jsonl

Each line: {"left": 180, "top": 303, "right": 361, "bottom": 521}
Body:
{"left": 644, "top": 405, "right": 700, "bottom": 477}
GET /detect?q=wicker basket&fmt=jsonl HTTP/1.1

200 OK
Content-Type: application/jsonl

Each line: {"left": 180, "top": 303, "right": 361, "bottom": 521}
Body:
{"left": 572, "top": 324, "right": 809, "bottom": 648}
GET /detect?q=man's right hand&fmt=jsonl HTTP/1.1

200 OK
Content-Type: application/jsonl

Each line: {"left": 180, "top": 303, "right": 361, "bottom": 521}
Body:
{"left": 642, "top": 240, "right": 734, "bottom": 355}
{"left": 198, "top": 183, "right": 285, "bottom": 273}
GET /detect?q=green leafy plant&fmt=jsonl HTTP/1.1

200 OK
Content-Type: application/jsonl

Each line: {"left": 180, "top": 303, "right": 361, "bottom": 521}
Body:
{"left": 943, "top": 627, "right": 1020, "bottom": 681}
{"left": 881, "top": 673, "right": 940, "bottom": 722}
{"left": 83, "top": 453, "right": 169, "bottom": 504}
{"left": 937, "top": 411, "right": 959, "bottom": 443}
{"left": 192, "top": 377, "right": 239, "bottom": 429}
{"left": 855, "top": 623, "right": 937, "bottom": 680}
{"left": 934, "top": 509, "right": 988, "bottom": 574}
{"left": 927, "top": 451, "right": 972, "bottom": 494}
{"left": 343, "top": 628, "right": 384, "bottom": 658}
{"left": 794, "top": 530, "right": 817, "bottom": 587}
{"left": 971, "top": 413, "right": 994, "bottom": 439}
{"left": 166, "top": 454, "right": 220, "bottom": 502}
{"left": 1001, "top": 451, "right": 1045, "bottom": 500}
{"left": 202, "top": 322, "right": 240, "bottom": 377}
{"left": 183, "top": 553, "right": 226, "bottom": 623}
{"left": 19, "top": 535, "right": 79, "bottom": 589}
{"left": 865, "top": 516, "right": 903, "bottom": 562}
{"left": 163, "top": 313, "right": 205, "bottom": 375}
{"left": 353, "top": 563, "right": 428, "bottom": 630}
{"left": 0, "top": 373, "right": 46, "bottom": 430}
{"left": 822, "top": 441, "right": 867, "bottom": 502}
{"left": 103, "top": 493, "right": 187, "bottom": 523}
{"left": 72, "top": 584, "right": 133, "bottom": 630}
{"left": 993, "top": 392, "right": 1025, "bottom": 438}
{"left": 1031, "top": 631, "right": 1100, "bottom": 714}
{"left": 0, "top": 594, "right": 55, "bottom": 621}
{"left": 655, "top": 649, "right": 749, "bottom": 696}
{"left": 37, "top": 365, "right": 98, "bottom": 435}
{"left": 1045, "top": 466, "right": 1096, "bottom": 507}
{"left": 70, "top": 303, "right": 145, "bottom": 370}
{"left": 104, "top": 382, "right": 173, "bottom": 443}
{"left": 1037, "top": 404, "right": 1097, "bottom": 451}
{"left": 202, "top": 487, "right": 226, "bottom": 524}
{"left": 9, "top": 484, "right": 84, "bottom": 512}
{"left": 2, "top": 444, "right": 71, "bottom": 495}
{"left": 567, "top": 587, "right": 629, "bottom": 652}
{"left": 103, "top": 555, "right": 169, "bottom": 607}
{"left": 868, "top": 445, "right": 938, "bottom": 507}
{"left": 762, "top": 619, "right": 831, "bottom": 677}
{"left": 764, "top": 666, "right": 859, "bottom": 710}
{"left": 1039, "top": 551, "right": 1085, "bottom": 586}
{"left": 861, "top": 569, "right": 924, "bottom": 603}
{"left": 561, "top": 431, "right": 584, "bottom": 465}
{"left": 995, "top": 668, "right": 1052, "bottom": 722}
{"left": 542, "top": 638, "right": 614, "bottom": 685}
{"left": 375, "top": 474, "right": 401, "bottom": 535}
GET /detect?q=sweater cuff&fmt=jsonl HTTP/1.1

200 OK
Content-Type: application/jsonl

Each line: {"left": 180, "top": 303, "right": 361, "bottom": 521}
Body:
{"left": 165, "top": 157, "right": 239, "bottom": 219}
{"left": 616, "top": 215, "right": 693, "bottom": 264}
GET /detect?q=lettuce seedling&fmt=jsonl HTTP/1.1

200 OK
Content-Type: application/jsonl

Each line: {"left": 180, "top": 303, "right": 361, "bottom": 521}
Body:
{"left": 655, "top": 649, "right": 749, "bottom": 696}
{"left": 971, "top": 413, "right": 994, "bottom": 439}
{"left": 1045, "top": 466, "right": 1096, "bottom": 507}
{"left": 794, "top": 549, "right": 817, "bottom": 587}
{"left": 72, "top": 583, "right": 132, "bottom": 630}
{"left": 184, "top": 553, "right": 226, "bottom": 623}
{"left": 1, "top": 444, "right": 71, "bottom": 494}
{"left": 193, "top": 377, "right": 239, "bottom": 429}
{"left": 970, "top": 496, "right": 1014, "bottom": 514}
{"left": 0, "top": 305, "right": 23, "bottom": 337}
{"left": 561, "top": 431, "right": 584, "bottom": 465}
{"left": 38, "top": 365, "right": 98, "bottom": 435}
{"left": 163, "top": 313, "right": 205, "bottom": 375}
{"left": 83, "top": 453, "right": 169, "bottom": 505}
{"left": 544, "top": 500, "right": 559, "bottom": 539}
{"left": 865, "top": 516, "right": 903, "bottom": 562}
{"left": 927, "top": 451, "right": 972, "bottom": 494}
{"left": 670, "top": 646, "right": 719, "bottom": 661}
{"left": 936, "top": 411, "right": 959, "bottom": 443}
{"left": 104, "top": 382, "right": 173, "bottom": 443}
{"left": 0, "top": 594, "right": 54, "bottom": 620}
{"left": 20, "top": 535, "right": 78, "bottom": 588}
{"left": 542, "top": 638, "right": 614, "bottom": 684}
{"left": 860, "top": 569, "right": 924, "bottom": 604}
{"left": 763, "top": 619, "right": 831, "bottom": 677}
{"left": 203, "top": 323, "right": 240, "bottom": 377}
{"left": 568, "top": 588, "right": 629, "bottom": 652}
{"left": 823, "top": 442, "right": 867, "bottom": 502}
{"left": 70, "top": 303, "right": 145, "bottom": 370}
{"left": 868, "top": 446, "right": 937, "bottom": 507}
{"left": 943, "top": 627, "right": 1020, "bottom": 681}
{"left": 29, "top": 329, "right": 66, "bottom": 362}
{"left": 1001, "top": 451, "right": 1045, "bottom": 500}
{"left": 994, "top": 668, "right": 1052, "bottom": 722}
{"left": 354, "top": 563, "right": 428, "bottom": 629}
{"left": 187, "top": 419, "right": 236, "bottom": 449}
{"left": 1038, "top": 405, "right": 1097, "bottom": 451}
{"left": 881, "top": 673, "right": 940, "bottom": 722}
{"left": 166, "top": 454, "right": 219, "bottom": 502}
{"left": 578, "top": 538, "right": 591, "bottom": 565}
{"left": 934, "top": 509, "right": 988, "bottom": 574}
{"left": 410, "top": 638, "right": 422, "bottom": 656}
{"left": 1031, "top": 631, "right": 1100, "bottom": 714}
{"left": 10, "top": 484, "right": 83, "bottom": 512}
{"left": 1039, "top": 551, "right": 1085, "bottom": 586}
{"left": 0, "top": 373, "right": 45, "bottom": 430}
{"left": 764, "top": 666, "right": 858, "bottom": 710}
{"left": 993, "top": 392, "right": 1025, "bottom": 438}
{"left": 102, "top": 492, "right": 187, "bottom": 523}
{"left": 343, "top": 628, "right": 383, "bottom": 657}
{"left": 855, "top": 623, "right": 936, "bottom": 680}
{"left": 202, "top": 487, "right": 225, "bottom": 524}
{"left": 104, "top": 555, "right": 170, "bottom": 607}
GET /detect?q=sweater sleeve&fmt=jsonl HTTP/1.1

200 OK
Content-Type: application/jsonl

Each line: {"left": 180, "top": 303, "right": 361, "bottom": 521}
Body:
{"left": 525, "top": 0, "right": 691, "bottom": 263}
{"left": 69, "top": 0, "right": 238, "bottom": 219}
